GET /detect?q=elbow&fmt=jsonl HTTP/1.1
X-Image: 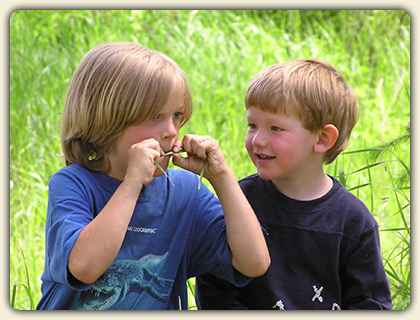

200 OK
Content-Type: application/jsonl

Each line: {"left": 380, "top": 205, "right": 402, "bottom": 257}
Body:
{"left": 68, "top": 258, "right": 99, "bottom": 285}
{"left": 72, "top": 271, "right": 98, "bottom": 285}
{"left": 250, "top": 254, "right": 271, "bottom": 277}
{"left": 260, "top": 254, "right": 271, "bottom": 276}
{"left": 233, "top": 253, "right": 271, "bottom": 278}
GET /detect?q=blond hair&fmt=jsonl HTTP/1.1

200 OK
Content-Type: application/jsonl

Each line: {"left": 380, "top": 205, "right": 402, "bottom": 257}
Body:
{"left": 245, "top": 59, "right": 359, "bottom": 164}
{"left": 61, "top": 43, "right": 192, "bottom": 172}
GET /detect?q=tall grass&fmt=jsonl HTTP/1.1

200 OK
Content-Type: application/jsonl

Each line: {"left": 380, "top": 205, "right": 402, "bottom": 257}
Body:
{"left": 10, "top": 10, "right": 410, "bottom": 310}
{"left": 329, "top": 130, "right": 410, "bottom": 309}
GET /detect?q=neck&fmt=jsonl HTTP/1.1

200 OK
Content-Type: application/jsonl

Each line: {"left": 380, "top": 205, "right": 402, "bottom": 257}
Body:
{"left": 271, "top": 171, "right": 333, "bottom": 201}
{"left": 107, "top": 162, "right": 126, "bottom": 181}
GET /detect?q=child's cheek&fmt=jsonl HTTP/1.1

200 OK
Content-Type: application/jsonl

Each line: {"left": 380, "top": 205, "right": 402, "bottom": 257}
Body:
{"left": 245, "top": 134, "right": 255, "bottom": 159}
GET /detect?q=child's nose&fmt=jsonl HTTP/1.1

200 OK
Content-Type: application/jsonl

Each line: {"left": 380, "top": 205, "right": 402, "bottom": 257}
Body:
{"left": 252, "top": 131, "right": 268, "bottom": 147}
{"left": 162, "top": 118, "right": 178, "bottom": 140}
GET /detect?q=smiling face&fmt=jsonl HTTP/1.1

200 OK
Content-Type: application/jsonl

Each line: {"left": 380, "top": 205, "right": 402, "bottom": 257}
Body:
{"left": 245, "top": 107, "right": 320, "bottom": 182}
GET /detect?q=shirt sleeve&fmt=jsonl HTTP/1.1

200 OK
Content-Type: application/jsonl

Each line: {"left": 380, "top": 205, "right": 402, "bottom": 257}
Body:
{"left": 44, "top": 171, "right": 94, "bottom": 291}
{"left": 341, "top": 225, "right": 393, "bottom": 309}
{"left": 186, "top": 182, "right": 251, "bottom": 287}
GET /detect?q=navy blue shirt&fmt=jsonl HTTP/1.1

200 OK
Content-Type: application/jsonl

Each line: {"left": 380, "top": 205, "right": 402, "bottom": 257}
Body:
{"left": 37, "top": 164, "right": 249, "bottom": 310}
{"left": 196, "top": 174, "right": 392, "bottom": 310}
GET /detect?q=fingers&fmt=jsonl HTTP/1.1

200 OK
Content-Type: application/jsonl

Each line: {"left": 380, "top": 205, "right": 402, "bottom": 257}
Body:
{"left": 181, "top": 135, "right": 214, "bottom": 160}
{"left": 171, "top": 135, "right": 209, "bottom": 174}
{"left": 127, "top": 139, "right": 161, "bottom": 164}
{"left": 144, "top": 138, "right": 164, "bottom": 156}
{"left": 172, "top": 135, "right": 228, "bottom": 182}
{"left": 172, "top": 139, "right": 183, "bottom": 153}
{"left": 125, "top": 138, "right": 164, "bottom": 186}
{"left": 171, "top": 153, "right": 190, "bottom": 171}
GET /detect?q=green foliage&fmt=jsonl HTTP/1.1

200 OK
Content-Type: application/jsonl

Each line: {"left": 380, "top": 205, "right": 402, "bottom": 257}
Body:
{"left": 10, "top": 10, "right": 410, "bottom": 310}
{"left": 330, "top": 129, "right": 410, "bottom": 309}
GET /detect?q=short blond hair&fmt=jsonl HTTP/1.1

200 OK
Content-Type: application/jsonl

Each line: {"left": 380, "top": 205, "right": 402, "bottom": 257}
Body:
{"left": 245, "top": 59, "right": 359, "bottom": 164}
{"left": 61, "top": 43, "right": 192, "bottom": 172}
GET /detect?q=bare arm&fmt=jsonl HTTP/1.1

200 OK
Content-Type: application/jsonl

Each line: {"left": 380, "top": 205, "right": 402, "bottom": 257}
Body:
{"left": 172, "top": 135, "right": 270, "bottom": 277}
{"left": 210, "top": 168, "right": 270, "bottom": 277}
{"left": 68, "top": 139, "right": 161, "bottom": 284}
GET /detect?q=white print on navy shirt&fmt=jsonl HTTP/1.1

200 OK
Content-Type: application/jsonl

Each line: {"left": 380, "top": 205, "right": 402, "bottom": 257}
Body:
{"left": 311, "top": 285, "right": 342, "bottom": 310}
{"left": 272, "top": 300, "right": 285, "bottom": 310}
{"left": 127, "top": 226, "right": 158, "bottom": 234}
{"left": 272, "top": 289, "right": 341, "bottom": 310}
{"left": 332, "top": 303, "right": 341, "bottom": 310}
{"left": 312, "top": 285, "right": 324, "bottom": 303}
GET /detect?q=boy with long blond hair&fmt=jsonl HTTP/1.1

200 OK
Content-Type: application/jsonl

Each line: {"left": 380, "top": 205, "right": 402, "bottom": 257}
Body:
{"left": 36, "top": 43, "right": 269, "bottom": 310}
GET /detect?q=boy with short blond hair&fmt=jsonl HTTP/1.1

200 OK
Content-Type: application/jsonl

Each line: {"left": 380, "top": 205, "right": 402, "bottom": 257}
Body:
{"left": 196, "top": 59, "right": 392, "bottom": 310}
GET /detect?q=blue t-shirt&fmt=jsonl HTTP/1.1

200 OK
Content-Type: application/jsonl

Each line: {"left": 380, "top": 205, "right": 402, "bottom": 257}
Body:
{"left": 37, "top": 164, "right": 249, "bottom": 310}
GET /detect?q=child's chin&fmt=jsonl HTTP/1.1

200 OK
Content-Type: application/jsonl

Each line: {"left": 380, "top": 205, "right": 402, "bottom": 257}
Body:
{"left": 256, "top": 170, "right": 274, "bottom": 181}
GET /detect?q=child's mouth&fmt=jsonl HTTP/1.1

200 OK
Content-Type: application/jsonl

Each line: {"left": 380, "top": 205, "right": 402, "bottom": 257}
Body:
{"left": 256, "top": 153, "right": 275, "bottom": 161}
{"left": 164, "top": 148, "right": 185, "bottom": 156}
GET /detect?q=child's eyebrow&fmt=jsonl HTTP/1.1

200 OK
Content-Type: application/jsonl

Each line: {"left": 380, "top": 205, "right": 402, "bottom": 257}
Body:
{"left": 162, "top": 104, "right": 185, "bottom": 114}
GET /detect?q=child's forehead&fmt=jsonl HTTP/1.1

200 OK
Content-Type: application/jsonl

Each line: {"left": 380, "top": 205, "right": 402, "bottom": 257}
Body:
{"left": 159, "top": 103, "right": 185, "bottom": 114}
{"left": 163, "top": 84, "right": 186, "bottom": 110}
{"left": 246, "top": 106, "right": 294, "bottom": 119}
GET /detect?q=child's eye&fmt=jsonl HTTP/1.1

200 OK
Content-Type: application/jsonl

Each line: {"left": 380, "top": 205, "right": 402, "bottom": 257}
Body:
{"left": 247, "top": 123, "right": 257, "bottom": 129}
{"left": 173, "top": 112, "right": 183, "bottom": 120}
{"left": 271, "top": 126, "right": 283, "bottom": 132}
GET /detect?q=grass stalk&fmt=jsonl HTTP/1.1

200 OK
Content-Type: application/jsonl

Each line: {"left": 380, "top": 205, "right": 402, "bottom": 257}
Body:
{"left": 154, "top": 161, "right": 175, "bottom": 187}
{"left": 157, "top": 149, "right": 206, "bottom": 189}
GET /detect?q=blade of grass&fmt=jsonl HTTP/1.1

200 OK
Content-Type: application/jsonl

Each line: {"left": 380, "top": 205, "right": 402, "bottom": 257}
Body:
{"left": 164, "top": 148, "right": 186, "bottom": 157}
{"left": 198, "top": 159, "right": 207, "bottom": 190}
{"left": 156, "top": 148, "right": 206, "bottom": 189}
{"left": 384, "top": 162, "right": 410, "bottom": 235}
{"left": 11, "top": 283, "right": 30, "bottom": 309}
{"left": 154, "top": 161, "right": 175, "bottom": 187}
{"left": 164, "top": 148, "right": 206, "bottom": 189}
{"left": 10, "top": 283, "right": 18, "bottom": 308}
{"left": 12, "top": 246, "right": 35, "bottom": 310}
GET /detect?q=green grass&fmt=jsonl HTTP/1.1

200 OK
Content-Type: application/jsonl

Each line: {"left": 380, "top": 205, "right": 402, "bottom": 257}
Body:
{"left": 10, "top": 10, "right": 410, "bottom": 310}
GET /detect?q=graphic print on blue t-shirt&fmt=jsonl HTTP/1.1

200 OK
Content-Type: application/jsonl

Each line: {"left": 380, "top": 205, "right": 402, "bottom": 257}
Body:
{"left": 77, "top": 253, "right": 173, "bottom": 310}
{"left": 37, "top": 165, "right": 249, "bottom": 310}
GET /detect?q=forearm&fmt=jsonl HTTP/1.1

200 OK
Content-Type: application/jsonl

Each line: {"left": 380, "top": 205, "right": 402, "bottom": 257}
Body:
{"left": 210, "top": 169, "right": 270, "bottom": 277}
{"left": 172, "top": 134, "right": 270, "bottom": 276}
{"left": 68, "top": 180, "right": 140, "bottom": 284}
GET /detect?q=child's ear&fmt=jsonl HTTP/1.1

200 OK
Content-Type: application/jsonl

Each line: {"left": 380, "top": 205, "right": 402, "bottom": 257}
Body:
{"left": 314, "top": 124, "right": 339, "bottom": 154}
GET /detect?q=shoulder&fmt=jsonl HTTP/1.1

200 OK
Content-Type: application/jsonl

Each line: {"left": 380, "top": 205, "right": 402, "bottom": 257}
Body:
{"left": 239, "top": 173, "right": 264, "bottom": 193}
{"left": 239, "top": 173, "right": 260, "bottom": 185}
{"left": 238, "top": 174, "right": 278, "bottom": 204}
{"left": 329, "top": 177, "right": 378, "bottom": 232}
{"left": 49, "top": 164, "right": 87, "bottom": 189}
{"left": 331, "top": 177, "right": 372, "bottom": 216}
{"left": 48, "top": 164, "right": 101, "bottom": 199}
{"left": 50, "top": 163, "right": 92, "bottom": 183}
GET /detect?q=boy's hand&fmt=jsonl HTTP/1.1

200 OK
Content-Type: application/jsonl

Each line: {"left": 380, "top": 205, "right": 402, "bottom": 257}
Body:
{"left": 171, "top": 134, "right": 229, "bottom": 182}
{"left": 173, "top": 134, "right": 270, "bottom": 276}
{"left": 124, "top": 138, "right": 163, "bottom": 191}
